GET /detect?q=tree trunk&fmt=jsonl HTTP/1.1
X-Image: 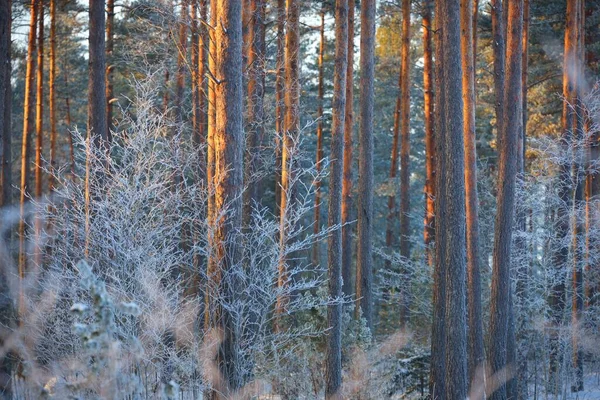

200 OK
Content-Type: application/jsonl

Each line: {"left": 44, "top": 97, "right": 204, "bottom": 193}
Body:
{"left": 429, "top": 0, "right": 446, "bottom": 396}
{"left": 175, "top": 0, "right": 188, "bottom": 125}
{"left": 212, "top": 0, "right": 244, "bottom": 393}
{"left": 243, "top": 0, "right": 266, "bottom": 228}
{"left": 312, "top": 6, "right": 326, "bottom": 267}
{"left": 422, "top": 0, "right": 435, "bottom": 268}
{"left": 325, "top": 0, "right": 348, "bottom": 396}
{"left": 274, "top": 0, "right": 285, "bottom": 213}
{"left": 440, "top": 0, "right": 468, "bottom": 398}
{"left": 355, "top": 0, "right": 375, "bottom": 330}
{"left": 487, "top": 1, "right": 523, "bottom": 400}
{"left": 19, "top": 0, "right": 39, "bottom": 315}
{"left": 491, "top": 0, "right": 505, "bottom": 148}
{"left": 0, "top": 0, "right": 11, "bottom": 208}
{"left": 460, "top": 0, "right": 484, "bottom": 392}
{"left": 341, "top": 0, "right": 355, "bottom": 297}
{"left": 0, "top": 0, "right": 13, "bottom": 394}
{"left": 49, "top": 0, "right": 58, "bottom": 193}
{"left": 33, "top": 0, "right": 44, "bottom": 268}
{"left": 276, "top": 0, "right": 300, "bottom": 326}
{"left": 106, "top": 0, "right": 115, "bottom": 143}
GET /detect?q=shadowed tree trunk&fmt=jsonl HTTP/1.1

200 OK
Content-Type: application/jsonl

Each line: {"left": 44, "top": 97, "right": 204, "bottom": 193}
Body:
{"left": 0, "top": 0, "right": 11, "bottom": 208}
{"left": 422, "top": 0, "right": 435, "bottom": 268}
{"left": 460, "top": 0, "right": 484, "bottom": 392}
{"left": 341, "top": 0, "right": 355, "bottom": 297}
{"left": 243, "top": 0, "right": 266, "bottom": 228}
{"left": 313, "top": 6, "right": 326, "bottom": 266}
{"left": 488, "top": 1, "right": 523, "bottom": 399}
{"left": 429, "top": 0, "right": 446, "bottom": 397}
{"left": 175, "top": 0, "right": 188, "bottom": 125}
{"left": 106, "top": 0, "right": 115, "bottom": 143}
{"left": 33, "top": 0, "right": 44, "bottom": 268}
{"left": 440, "top": 0, "right": 468, "bottom": 397}
{"left": 355, "top": 0, "right": 375, "bottom": 330}
{"left": 274, "top": 0, "right": 285, "bottom": 212}
{"left": 325, "top": 0, "right": 348, "bottom": 396}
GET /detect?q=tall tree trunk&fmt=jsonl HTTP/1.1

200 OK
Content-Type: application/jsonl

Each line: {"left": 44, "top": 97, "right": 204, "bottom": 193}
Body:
{"left": 175, "top": 0, "right": 188, "bottom": 125}
{"left": 106, "top": 0, "right": 115, "bottom": 143}
{"left": 0, "top": 0, "right": 11, "bottom": 208}
{"left": 274, "top": 0, "right": 285, "bottom": 213}
{"left": 488, "top": 1, "right": 523, "bottom": 400}
{"left": 0, "top": 0, "right": 13, "bottom": 395}
{"left": 325, "top": 1, "right": 348, "bottom": 396}
{"left": 19, "top": 0, "right": 39, "bottom": 316}
{"left": 398, "top": 0, "right": 411, "bottom": 327}
{"left": 341, "top": 0, "right": 355, "bottom": 297}
{"left": 243, "top": 0, "right": 266, "bottom": 228}
{"left": 571, "top": 0, "right": 585, "bottom": 392}
{"left": 491, "top": 0, "right": 505, "bottom": 148}
{"left": 276, "top": 0, "right": 300, "bottom": 326}
{"left": 34, "top": 0, "right": 44, "bottom": 268}
{"left": 49, "top": 0, "right": 57, "bottom": 193}
{"left": 461, "top": 0, "right": 484, "bottom": 392}
{"left": 548, "top": 0, "right": 578, "bottom": 393}
{"left": 313, "top": 6, "right": 326, "bottom": 266}
{"left": 355, "top": 0, "right": 375, "bottom": 330}
{"left": 422, "top": 0, "right": 435, "bottom": 268}
{"left": 385, "top": 65, "right": 401, "bottom": 268}
{"left": 212, "top": 0, "right": 244, "bottom": 393}
{"left": 440, "top": 0, "right": 468, "bottom": 397}
{"left": 429, "top": 0, "right": 446, "bottom": 397}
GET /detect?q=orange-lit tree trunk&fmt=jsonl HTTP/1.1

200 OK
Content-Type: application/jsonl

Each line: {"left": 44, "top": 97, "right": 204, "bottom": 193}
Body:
{"left": 312, "top": 6, "right": 326, "bottom": 266}
{"left": 355, "top": 0, "right": 375, "bottom": 329}
{"left": 422, "top": 0, "right": 435, "bottom": 269}
{"left": 276, "top": 0, "right": 300, "bottom": 326}
{"left": 398, "top": 0, "right": 411, "bottom": 326}
{"left": 325, "top": 0, "right": 348, "bottom": 396}
{"left": 211, "top": 0, "right": 244, "bottom": 392}
{"left": 106, "top": 0, "right": 115, "bottom": 143}
{"left": 341, "top": 0, "right": 355, "bottom": 297}
{"left": 49, "top": 0, "right": 58, "bottom": 193}
{"left": 487, "top": 1, "right": 523, "bottom": 400}
{"left": 243, "top": 0, "right": 266, "bottom": 228}
{"left": 460, "top": 0, "right": 484, "bottom": 391}
{"left": 0, "top": 0, "right": 12, "bottom": 208}
{"left": 19, "top": 0, "right": 39, "bottom": 313}
{"left": 274, "top": 0, "right": 285, "bottom": 212}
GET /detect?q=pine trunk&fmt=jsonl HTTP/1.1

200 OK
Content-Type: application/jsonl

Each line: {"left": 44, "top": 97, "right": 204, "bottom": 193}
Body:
{"left": 0, "top": 0, "right": 11, "bottom": 207}
{"left": 355, "top": 0, "right": 375, "bottom": 330}
{"left": 49, "top": 0, "right": 57, "bottom": 193}
{"left": 106, "top": 0, "right": 115, "bottom": 143}
{"left": 325, "top": 0, "right": 348, "bottom": 396}
{"left": 341, "top": 0, "right": 355, "bottom": 297}
{"left": 488, "top": 1, "right": 523, "bottom": 399}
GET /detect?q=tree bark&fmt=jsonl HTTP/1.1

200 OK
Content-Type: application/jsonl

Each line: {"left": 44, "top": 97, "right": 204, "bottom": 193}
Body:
{"left": 19, "top": 0, "right": 39, "bottom": 314}
{"left": 175, "top": 0, "right": 188, "bottom": 125}
{"left": 422, "top": 0, "right": 435, "bottom": 268}
{"left": 440, "top": 0, "right": 468, "bottom": 398}
{"left": 211, "top": 0, "right": 245, "bottom": 394}
{"left": 274, "top": 0, "right": 285, "bottom": 213}
{"left": 487, "top": 1, "right": 523, "bottom": 400}
{"left": 313, "top": 6, "right": 326, "bottom": 267}
{"left": 106, "top": 0, "right": 115, "bottom": 143}
{"left": 276, "top": 0, "right": 300, "bottom": 326}
{"left": 242, "top": 0, "right": 266, "bottom": 229}
{"left": 49, "top": 0, "right": 58, "bottom": 193}
{"left": 460, "top": 0, "right": 484, "bottom": 392}
{"left": 429, "top": 0, "right": 446, "bottom": 396}
{"left": 325, "top": 0, "right": 348, "bottom": 397}
{"left": 398, "top": 1, "right": 411, "bottom": 324}
{"left": 355, "top": 0, "right": 375, "bottom": 330}
{"left": 341, "top": 0, "right": 355, "bottom": 297}
{"left": 33, "top": 0, "right": 44, "bottom": 268}
{"left": 0, "top": 0, "right": 11, "bottom": 208}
